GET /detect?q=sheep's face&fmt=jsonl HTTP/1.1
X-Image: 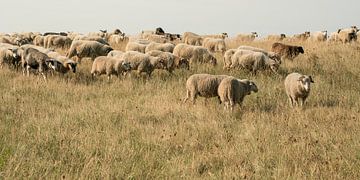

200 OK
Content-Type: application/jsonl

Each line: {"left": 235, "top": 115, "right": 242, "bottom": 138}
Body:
{"left": 178, "top": 58, "right": 190, "bottom": 70}
{"left": 121, "top": 61, "right": 132, "bottom": 71}
{"left": 249, "top": 81, "right": 258, "bottom": 93}
{"left": 297, "top": 47, "right": 304, "bottom": 54}
{"left": 298, "top": 75, "right": 314, "bottom": 92}
{"left": 68, "top": 63, "right": 77, "bottom": 73}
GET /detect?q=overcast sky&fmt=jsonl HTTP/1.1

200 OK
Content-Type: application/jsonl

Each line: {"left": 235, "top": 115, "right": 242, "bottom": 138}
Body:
{"left": 0, "top": 0, "right": 358, "bottom": 37}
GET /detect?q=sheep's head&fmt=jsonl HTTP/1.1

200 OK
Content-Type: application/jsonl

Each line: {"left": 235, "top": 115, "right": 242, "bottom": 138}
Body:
{"left": 298, "top": 75, "right": 314, "bottom": 92}
{"left": 252, "top": 32, "right": 258, "bottom": 37}
{"left": 249, "top": 81, "right": 258, "bottom": 93}
{"left": 65, "top": 60, "right": 77, "bottom": 73}
{"left": 297, "top": 46, "right": 304, "bottom": 54}
{"left": 121, "top": 61, "right": 132, "bottom": 71}
{"left": 239, "top": 79, "right": 258, "bottom": 94}
{"left": 280, "top": 34, "right": 286, "bottom": 39}
{"left": 177, "top": 58, "right": 190, "bottom": 70}
{"left": 207, "top": 54, "right": 217, "bottom": 66}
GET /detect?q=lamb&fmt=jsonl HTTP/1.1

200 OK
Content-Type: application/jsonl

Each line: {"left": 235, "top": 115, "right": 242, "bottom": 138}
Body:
{"left": 144, "top": 42, "right": 175, "bottom": 53}
{"left": 237, "top": 45, "right": 281, "bottom": 64}
{"left": 218, "top": 77, "right": 258, "bottom": 110}
{"left": 122, "top": 51, "right": 163, "bottom": 77}
{"left": 202, "top": 38, "right": 226, "bottom": 53}
{"left": 107, "top": 50, "right": 125, "bottom": 58}
{"left": 223, "top": 49, "right": 237, "bottom": 70}
{"left": 173, "top": 43, "right": 217, "bottom": 66}
{"left": 236, "top": 32, "right": 258, "bottom": 41}
{"left": 146, "top": 50, "right": 189, "bottom": 72}
{"left": 67, "top": 40, "right": 113, "bottom": 62}
{"left": 183, "top": 74, "right": 231, "bottom": 104}
{"left": 21, "top": 48, "right": 52, "bottom": 80}
{"left": 309, "top": 31, "right": 327, "bottom": 42}
{"left": 265, "top": 34, "right": 286, "bottom": 41}
{"left": 271, "top": 42, "right": 304, "bottom": 61}
{"left": 230, "top": 51, "right": 280, "bottom": 74}
{"left": 284, "top": 72, "right": 314, "bottom": 107}
{"left": 125, "top": 42, "right": 147, "bottom": 53}
{"left": 91, "top": 56, "right": 131, "bottom": 81}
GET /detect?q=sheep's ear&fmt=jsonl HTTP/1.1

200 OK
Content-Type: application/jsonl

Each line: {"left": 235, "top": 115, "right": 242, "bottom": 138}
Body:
{"left": 309, "top": 76, "right": 314, "bottom": 83}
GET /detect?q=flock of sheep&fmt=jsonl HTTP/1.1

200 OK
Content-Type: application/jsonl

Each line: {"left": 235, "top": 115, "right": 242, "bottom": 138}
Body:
{"left": 0, "top": 26, "right": 358, "bottom": 110}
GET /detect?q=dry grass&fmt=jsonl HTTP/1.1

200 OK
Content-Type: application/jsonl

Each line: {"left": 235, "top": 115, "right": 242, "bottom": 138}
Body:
{"left": 0, "top": 40, "right": 360, "bottom": 179}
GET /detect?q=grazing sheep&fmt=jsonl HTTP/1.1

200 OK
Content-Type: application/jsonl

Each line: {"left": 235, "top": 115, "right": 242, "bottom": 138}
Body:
{"left": 218, "top": 77, "right": 258, "bottom": 110}
{"left": 292, "top": 31, "right": 311, "bottom": 41}
{"left": 146, "top": 50, "right": 189, "bottom": 72}
{"left": 46, "top": 59, "right": 77, "bottom": 74}
{"left": 44, "top": 35, "right": 72, "bottom": 49}
{"left": 125, "top": 42, "right": 147, "bottom": 53}
{"left": 145, "top": 42, "right": 175, "bottom": 53}
{"left": 236, "top": 32, "right": 258, "bottom": 41}
{"left": 0, "top": 46, "right": 22, "bottom": 69}
{"left": 21, "top": 48, "right": 52, "bottom": 80}
{"left": 173, "top": 43, "right": 217, "bottom": 66}
{"left": 266, "top": 34, "right": 286, "bottom": 41}
{"left": 33, "top": 35, "right": 44, "bottom": 46}
{"left": 309, "top": 31, "right": 327, "bottom": 42}
{"left": 230, "top": 51, "right": 280, "bottom": 74}
{"left": 107, "top": 50, "right": 125, "bottom": 58}
{"left": 73, "top": 35, "right": 109, "bottom": 45}
{"left": 284, "top": 72, "right": 314, "bottom": 107}
{"left": 223, "top": 49, "right": 237, "bottom": 70}
{"left": 91, "top": 56, "right": 131, "bottom": 81}
{"left": 202, "top": 38, "right": 226, "bottom": 53}
{"left": 271, "top": 42, "right": 304, "bottom": 61}
{"left": 122, "top": 51, "right": 161, "bottom": 77}
{"left": 67, "top": 40, "right": 113, "bottom": 62}
{"left": 237, "top": 45, "right": 281, "bottom": 64}
{"left": 183, "top": 32, "right": 203, "bottom": 45}
{"left": 202, "top": 33, "right": 228, "bottom": 39}
{"left": 183, "top": 74, "right": 231, "bottom": 104}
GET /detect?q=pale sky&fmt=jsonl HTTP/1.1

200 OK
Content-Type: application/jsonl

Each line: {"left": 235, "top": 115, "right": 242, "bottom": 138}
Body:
{"left": 0, "top": 0, "right": 358, "bottom": 37}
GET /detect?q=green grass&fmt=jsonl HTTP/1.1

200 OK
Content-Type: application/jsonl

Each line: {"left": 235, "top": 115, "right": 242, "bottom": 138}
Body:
{"left": 0, "top": 41, "right": 360, "bottom": 178}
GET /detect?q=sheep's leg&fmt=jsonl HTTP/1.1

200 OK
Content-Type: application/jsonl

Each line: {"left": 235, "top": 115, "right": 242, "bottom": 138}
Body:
{"left": 26, "top": 65, "right": 31, "bottom": 77}
{"left": 107, "top": 74, "right": 111, "bottom": 82}
{"left": 299, "top": 98, "right": 305, "bottom": 107}
{"left": 183, "top": 89, "right": 190, "bottom": 103}
{"left": 288, "top": 96, "right": 294, "bottom": 107}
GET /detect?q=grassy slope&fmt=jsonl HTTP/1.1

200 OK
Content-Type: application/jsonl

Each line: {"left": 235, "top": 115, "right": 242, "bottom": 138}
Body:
{"left": 0, "top": 40, "right": 360, "bottom": 179}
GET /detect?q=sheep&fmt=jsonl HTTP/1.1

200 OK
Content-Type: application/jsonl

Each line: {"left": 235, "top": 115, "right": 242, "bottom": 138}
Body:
{"left": 145, "top": 42, "right": 175, "bottom": 53}
{"left": 202, "top": 33, "right": 228, "bottom": 39}
{"left": 173, "top": 43, "right": 217, "bottom": 66}
{"left": 284, "top": 72, "right": 314, "bottom": 107}
{"left": 107, "top": 50, "right": 125, "bottom": 58}
{"left": 337, "top": 28, "right": 357, "bottom": 43}
{"left": 44, "top": 35, "right": 72, "bottom": 49}
{"left": 67, "top": 40, "right": 113, "bottom": 62}
{"left": 236, "top": 32, "right": 258, "bottom": 41}
{"left": 223, "top": 49, "right": 237, "bottom": 70}
{"left": 230, "top": 51, "right": 280, "bottom": 74}
{"left": 183, "top": 32, "right": 203, "bottom": 45}
{"left": 73, "top": 35, "right": 109, "bottom": 45}
{"left": 33, "top": 35, "right": 44, "bottom": 46}
{"left": 265, "top": 34, "right": 286, "bottom": 41}
{"left": 237, "top": 45, "right": 281, "bottom": 64}
{"left": 21, "top": 47, "right": 52, "bottom": 80}
{"left": 125, "top": 42, "right": 147, "bottom": 53}
{"left": 46, "top": 59, "right": 77, "bottom": 74}
{"left": 202, "top": 38, "right": 226, "bottom": 53}
{"left": 183, "top": 74, "right": 232, "bottom": 104}
{"left": 146, "top": 50, "right": 189, "bottom": 72}
{"left": 292, "top": 31, "right": 311, "bottom": 41}
{"left": 0, "top": 46, "right": 22, "bottom": 69}
{"left": 122, "top": 51, "right": 163, "bottom": 77}
{"left": 309, "top": 31, "right": 327, "bottom": 42}
{"left": 271, "top": 42, "right": 304, "bottom": 61}
{"left": 218, "top": 77, "right": 258, "bottom": 110}
{"left": 91, "top": 56, "right": 131, "bottom": 81}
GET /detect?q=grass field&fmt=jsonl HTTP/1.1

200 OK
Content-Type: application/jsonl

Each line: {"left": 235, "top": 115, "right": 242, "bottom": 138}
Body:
{"left": 1, "top": 40, "right": 360, "bottom": 179}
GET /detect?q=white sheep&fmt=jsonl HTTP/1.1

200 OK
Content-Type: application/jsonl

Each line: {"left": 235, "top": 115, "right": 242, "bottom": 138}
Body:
{"left": 125, "top": 42, "right": 147, "bottom": 53}
{"left": 173, "top": 43, "right": 217, "bottom": 66}
{"left": 67, "top": 40, "right": 113, "bottom": 62}
{"left": 145, "top": 42, "right": 175, "bottom": 53}
{"left": 91, "top": 56, "right": 131, "bottom": 81}
{"left": 146, "top": 50, "right": 189, "bottom": 72}
{"left": 236, "top": 32, "right": 258, "bottom": 41}
{"left": 183, "top": 73, "right": 231, "bottom": 104}
{"left": 230, "top": 50, "right": 279, "bottom": 74}
{"left": 237, "top": 45, "right": 281, "bottom": 64}
{"left": 218, "top": 77, "right": 258, "bottom": 110}
{"left": 284, "top": 72, "right": 314, "bottom": 107}
{"left": 202, "top": 38, "right": 226, "bottom": 53}
{"left": 122, "top": 51, "right": 163, "bottom": 77}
